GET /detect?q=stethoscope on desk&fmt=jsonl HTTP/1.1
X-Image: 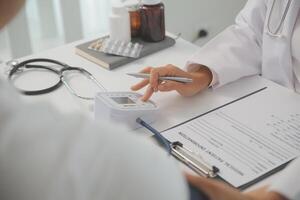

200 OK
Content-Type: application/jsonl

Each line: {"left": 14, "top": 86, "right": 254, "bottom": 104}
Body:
{"left": 7, "top": 58, "right": 106, "bottom": 100}
{"left": 267, "top": 0, "right": 292, "bottom": 37}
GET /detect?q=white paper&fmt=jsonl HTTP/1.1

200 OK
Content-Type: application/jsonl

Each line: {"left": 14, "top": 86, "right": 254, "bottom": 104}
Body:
{"left": 162, "top": 86, "right": 300, "bottom": 188}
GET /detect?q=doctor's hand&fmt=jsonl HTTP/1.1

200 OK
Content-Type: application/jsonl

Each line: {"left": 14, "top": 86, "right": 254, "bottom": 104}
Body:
{"left": 186, "top": 174, "right": 287, "bottom": 200}
{"left": 131, "top": 64, "right": 213, "bottom": 101}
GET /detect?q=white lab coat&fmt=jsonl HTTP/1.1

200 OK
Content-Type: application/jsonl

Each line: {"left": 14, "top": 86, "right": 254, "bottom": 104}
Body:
{"left": 187, "top": 0, "right": 300, "bottom": 199}
{"left": 188, "top": 0, "right": 300, "bottom": 90}
{"left": 0, "top": 80, "right": 188, "bottom": 200}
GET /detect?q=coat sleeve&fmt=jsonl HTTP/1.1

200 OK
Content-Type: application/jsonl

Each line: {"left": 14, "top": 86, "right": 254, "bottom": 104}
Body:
{"left": 186, "top": 0, "right": 267, "bottom": 88}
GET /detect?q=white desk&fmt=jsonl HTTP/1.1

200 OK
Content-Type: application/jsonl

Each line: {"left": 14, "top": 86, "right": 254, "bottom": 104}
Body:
{"left": 0, "top": 35, "right": 279, "bottom": 191}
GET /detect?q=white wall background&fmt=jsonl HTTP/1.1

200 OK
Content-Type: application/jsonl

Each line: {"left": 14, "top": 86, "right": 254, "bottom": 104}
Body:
{"left": 0, "top": 0, "right": 247, "bottom": 62}
{"left": 164, "top": 0, "right": 247, "bottom": 44}
{"left": 0, "top": 0, "right": 111, "bottom": 62}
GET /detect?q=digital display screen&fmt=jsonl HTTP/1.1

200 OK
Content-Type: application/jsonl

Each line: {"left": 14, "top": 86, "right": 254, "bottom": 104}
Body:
{"left": 111, "top": 97, "right": 135, "bottom": 105}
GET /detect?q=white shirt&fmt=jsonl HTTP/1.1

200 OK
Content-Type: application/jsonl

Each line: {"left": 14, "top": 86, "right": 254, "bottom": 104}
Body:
{"left": 186, "top": 0, "right": 300, "bottom": 199}
{"left": 0, "top": 80, "right": 189, "bottom": 200}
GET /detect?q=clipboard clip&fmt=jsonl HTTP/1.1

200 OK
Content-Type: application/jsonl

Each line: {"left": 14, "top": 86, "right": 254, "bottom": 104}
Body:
{"left": 136, "top": 118, "right": 220, "bottom": 178}
{"left": 171, "top": 141, "right": 219, "bottom": 178}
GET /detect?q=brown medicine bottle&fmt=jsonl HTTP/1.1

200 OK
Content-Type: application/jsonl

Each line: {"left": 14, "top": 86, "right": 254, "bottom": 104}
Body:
{"left": 127, "top": 3, "right": 141, "bottom": 37}
{"left": 140, "top": 0, "right": 165, "bottom": 42}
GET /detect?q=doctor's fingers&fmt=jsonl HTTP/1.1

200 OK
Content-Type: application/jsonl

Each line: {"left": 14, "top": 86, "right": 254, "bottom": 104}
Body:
{"left": 131, "top": 65, "right": 172, "bottom": 91}
{"left": 131, "top": 79, "right": 149, "bottom": 91}
{"left": 149, "top": 66, "right": 175, "bottom": 92}
{"left": 158, "top": 81, "right": 201, "bottom": 97}
{"left": 150, "top": 66, "right": 187, "bottom": 92}
{"left": 131, "top": 66, "right": 153, "bottom": 91}
{"left": 141, "top": 85, "right": 154, "bottom": 101}
{"left": 158, "top": 80, "right": 185, "bottom": 92}
{"left": 139, "top": 66, "right": 153, "bottom": 73}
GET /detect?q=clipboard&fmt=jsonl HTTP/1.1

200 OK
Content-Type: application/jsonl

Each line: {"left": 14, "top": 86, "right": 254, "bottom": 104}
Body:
{"left": 137, "top": 86, "right": 295, "bottom": 190}
{"left": 136, "top": 118, "right": 212, "bottom": 200}
{"left": 136, "top": 118, "right": 220, "bottom": 176}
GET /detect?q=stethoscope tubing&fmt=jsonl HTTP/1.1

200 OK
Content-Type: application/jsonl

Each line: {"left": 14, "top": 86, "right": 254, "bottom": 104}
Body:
{"left": 8, "top": 58, "right": 66, "bottom": 95}
{"left": 8, "top": 58, "right": 105, "bottom": 99}
{"left": 267, "top": 0, "right": 292, "bottom": 37}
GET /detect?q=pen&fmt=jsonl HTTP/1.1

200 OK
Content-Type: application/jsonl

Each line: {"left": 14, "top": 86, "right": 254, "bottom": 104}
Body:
{"left": 127, "top": 73, "right": 193, "bottom": 83}
{"left": 136, "top": 118, "right": 172, "bottom": 153}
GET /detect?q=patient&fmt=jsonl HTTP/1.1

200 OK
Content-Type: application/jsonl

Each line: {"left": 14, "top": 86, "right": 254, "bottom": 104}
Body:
{"left": 0, "top": 1, "right": 188, "bottom": 200}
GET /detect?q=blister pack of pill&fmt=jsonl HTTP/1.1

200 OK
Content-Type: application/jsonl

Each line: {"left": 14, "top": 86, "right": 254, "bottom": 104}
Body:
{"left": 88, "top": 38, "right": 143, "bottom": 58}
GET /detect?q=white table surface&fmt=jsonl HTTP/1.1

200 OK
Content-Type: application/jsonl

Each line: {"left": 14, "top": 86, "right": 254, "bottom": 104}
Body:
{"left": 0, "top": 35, "right": 280, "bottom": 191}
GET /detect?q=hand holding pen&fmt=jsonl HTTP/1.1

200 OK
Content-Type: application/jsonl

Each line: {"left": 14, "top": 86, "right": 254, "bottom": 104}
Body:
{"left": 130, "top": 64, "right": 213, "bottom": 101}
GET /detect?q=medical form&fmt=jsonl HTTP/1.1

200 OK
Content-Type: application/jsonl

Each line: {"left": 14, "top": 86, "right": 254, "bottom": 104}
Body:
{"left": 162, "top": 77, "right": 300, "bottom": 189}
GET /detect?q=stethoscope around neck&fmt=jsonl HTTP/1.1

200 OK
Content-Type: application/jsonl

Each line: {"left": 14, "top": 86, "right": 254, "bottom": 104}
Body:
{"left": 266, "top": 0, "right": 292, "bottom": 38}
{"left": 7, "top": 58, "right": 106, "bottom": 100}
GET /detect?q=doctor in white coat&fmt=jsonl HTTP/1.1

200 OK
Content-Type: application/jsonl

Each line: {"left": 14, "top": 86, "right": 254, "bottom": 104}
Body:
{"left": 132, "top": 0, "right": 300, "bottom": 199}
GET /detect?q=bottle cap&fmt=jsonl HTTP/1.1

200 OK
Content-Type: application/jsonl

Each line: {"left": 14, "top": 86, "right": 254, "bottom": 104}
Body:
{"left": 112, "top": 4, "right": 127, "bottom": 15}
{"left": 124, "top": 0, "right": 140, "bottom": 11}
{"left": 142, "top": 0, "right": 162, "bottom": 5}
{"left": 124, "top": 0, "right": 139, "bottom": 6}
